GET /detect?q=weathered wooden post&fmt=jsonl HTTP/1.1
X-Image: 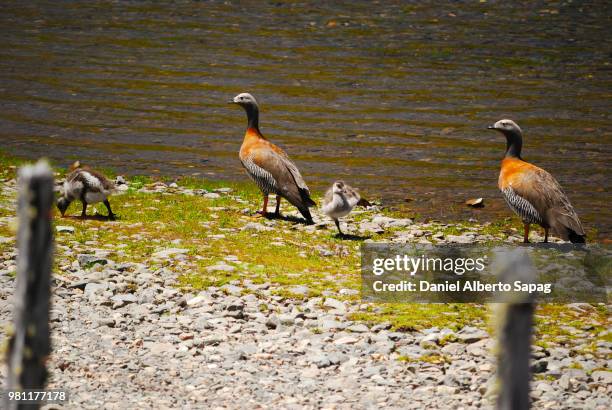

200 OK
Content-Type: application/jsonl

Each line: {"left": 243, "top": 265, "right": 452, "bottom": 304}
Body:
{"left": 6, "top": 161, "right": 54, "bottom": 410}
{"left": 493, "top": 248, "right": 536, "bottom": 410}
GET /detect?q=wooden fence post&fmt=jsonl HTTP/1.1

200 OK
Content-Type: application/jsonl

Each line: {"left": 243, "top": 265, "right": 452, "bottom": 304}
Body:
{"left": 494, "top": 248, "right": 536, "bottom": 410}
{"left": 6, "top": 161, "right": 54, "bottom": 410}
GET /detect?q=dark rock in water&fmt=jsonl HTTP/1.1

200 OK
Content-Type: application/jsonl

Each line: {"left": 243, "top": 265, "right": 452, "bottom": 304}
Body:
{"left": 465, "top": 198, "right": 484, "bottom": 208}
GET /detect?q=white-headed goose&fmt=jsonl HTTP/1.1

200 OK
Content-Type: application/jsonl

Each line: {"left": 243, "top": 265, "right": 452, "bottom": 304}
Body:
{"left": 488, "top": 119, "right": 585, "bottom": 243}
{"left": 230, "top": 93, "right": 315, "bottom": 224}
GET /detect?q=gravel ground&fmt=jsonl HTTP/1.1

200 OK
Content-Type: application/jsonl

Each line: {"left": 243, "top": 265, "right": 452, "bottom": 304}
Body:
{"left": 0, "top": 178, "right": 610, "bottom": 409}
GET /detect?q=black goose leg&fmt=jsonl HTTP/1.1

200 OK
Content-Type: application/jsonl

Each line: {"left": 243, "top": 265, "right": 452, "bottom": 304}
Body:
{"left": 543, "top": 228, "right": 548, "bottom": 243}
{"left": 104, "top": 200, "right": 116, "bottom": 221}
{"left": 335, "top": 219, "right": 344, "bottom": 237}
{"left": 81, "top": 202, "right": 87, "bottom": 218}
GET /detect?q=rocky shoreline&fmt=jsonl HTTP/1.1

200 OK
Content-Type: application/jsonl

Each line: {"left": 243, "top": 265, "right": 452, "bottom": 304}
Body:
{"left": 0, "top": 175, "right": 610, "bottom": 409}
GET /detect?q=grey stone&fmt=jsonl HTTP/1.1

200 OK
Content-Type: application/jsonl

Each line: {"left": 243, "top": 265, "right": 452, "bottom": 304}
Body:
{"left": 193, "top": 317, "right": 213, "bottom": 331}
{"left": 203, "top": 192, "right": 220, "bottom": 199}
{"left": 265, "top": 316, "right": 280, "bottom": 329}
{"left": 214, "top": 187, "right": 232, "bottom": 193}
{"left": 84, "top": 282, "right": 108, "bottom": 298}
{"left": 221, "top": 284, "right": 242, "bottom": 295}
{"left": 289, "top": 285, "right": 310, "bottom": 296}
{"left": 151, "top": 248, "right": 189, "bottom": 259}
{"left": 531, "top": 359, "right": 548, "bottom": 374}
{"left": 56, "top": 225, "right": 75, "bottom": 233}
{"left": 591, "top": 370, "right": 612, "bottom": 384}
{"left": 558, "top": 374, "right": 572, "bottom": 391}
{"left": 347, "top": 324, "right": 369, "bottom": 333}
{"left": 334, "top": 336, "right": 359, "bottom": 345}
{"left": 242, "top": 222, "right": 272, "bottom": 232}
{"left": 446, "top": 234, "right": 473, "bottom": 244}
{"left": 278, "top": 314, "right": 295, "bottom": 326}
{"left": 323, "top": 298, "right": 346, "bottom": 312}
{"left": 96, "top": 318, "right": 116, "bottom": 328}
{"left": 78, "top": 254, "right": 108, "bottom": 268}
{"left": 206, "top": 263, "right": 235, "bottom": 272}
{"left": 310, "top": 354, "right": 332, "bottom": 368}
{"left": 111, "top": 293, "right": 138, "bottom": 308}
{"left": 456, "top": 327, "right": 488, "bottom": 343}
{"left": 201, "top": 336, "right": 225, "bottom": 346}
{"left": 320, "top": 320, "right": 346, "bottom": 331}
{"left": 371, "top": 322, "right": 392, "bottom": 332}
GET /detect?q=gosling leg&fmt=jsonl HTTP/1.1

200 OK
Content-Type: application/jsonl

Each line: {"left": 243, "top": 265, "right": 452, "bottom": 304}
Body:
{"left": 104, "top": 199, "right": 116, "bottom": 221}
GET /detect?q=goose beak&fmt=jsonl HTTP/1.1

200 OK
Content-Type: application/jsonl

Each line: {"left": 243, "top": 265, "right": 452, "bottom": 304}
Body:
{"left": 228, "top": 99, "right": 236, "bottom": 104}
{"left": 487, "top": 125, "right": 496, "bottom": 130}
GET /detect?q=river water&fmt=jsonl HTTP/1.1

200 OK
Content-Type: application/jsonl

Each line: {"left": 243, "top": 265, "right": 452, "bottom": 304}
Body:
{"left": 0, "top": 1, "right": 610, "bottom": 236}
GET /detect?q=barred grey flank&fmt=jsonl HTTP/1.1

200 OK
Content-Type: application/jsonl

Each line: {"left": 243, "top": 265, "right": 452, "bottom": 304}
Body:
{"left": 501, "top": 187, "right": 542, "bottom": 224}
{"left": 242, "top": 156, "right": 278, "bottom": 195}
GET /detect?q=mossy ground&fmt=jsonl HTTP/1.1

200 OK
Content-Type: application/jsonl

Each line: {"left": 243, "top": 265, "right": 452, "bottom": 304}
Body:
{"left": 0, "top": 150, "right": 609, "bottom": 356}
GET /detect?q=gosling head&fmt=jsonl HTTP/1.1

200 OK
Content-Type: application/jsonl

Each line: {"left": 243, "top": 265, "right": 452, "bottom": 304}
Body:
{"left": 332, "top": 181, "right": 346, "bottom": 194}
{"left": 57, "top": 196, "right": 71, "bottom": 216}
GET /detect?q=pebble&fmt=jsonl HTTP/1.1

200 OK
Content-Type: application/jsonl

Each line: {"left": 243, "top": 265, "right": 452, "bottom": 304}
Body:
{"left": 77, "top": 254, "right": 108, "bottom": 267}
{"left": 323, "top": 297, "right": 347, "bottom": 312}
{"left": 151, "top": 248, "right": 189, "bottom": 259}
{"left": 56, "top": 226, "right": 75, "bottom": 233}
{"left": 456, "top": 327, "right": 489, "bottom": 344}
{"left": 206, "top": 263, "right": 235, "bottom": 272}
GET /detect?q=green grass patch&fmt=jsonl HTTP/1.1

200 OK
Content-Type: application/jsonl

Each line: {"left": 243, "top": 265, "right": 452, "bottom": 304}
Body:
{"left": 0, "top": 149, "right": 609, "bottom": 344}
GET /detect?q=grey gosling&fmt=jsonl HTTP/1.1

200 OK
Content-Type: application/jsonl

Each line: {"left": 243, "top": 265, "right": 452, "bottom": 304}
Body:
{"left": 57, "top": 162, "right": 116, "bottom": 220}
{"left": 322, "top": 181, "right": 369, "bottom": 235}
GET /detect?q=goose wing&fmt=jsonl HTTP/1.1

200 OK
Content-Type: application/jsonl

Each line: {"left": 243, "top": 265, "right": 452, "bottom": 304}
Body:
{"left": 73, "top": 169, "right": 115, "bottom": 195}
{"left": 274, "top": 149, "right": 313, "bottom": 201}
{"left": 249, "top": 148, "right": 315, "bottom": 208}
{"left": 508, "top": 165, "right": 584, "bottom": 238}
{"left": 342, "top": 184, "right": 361, "bottom": 208}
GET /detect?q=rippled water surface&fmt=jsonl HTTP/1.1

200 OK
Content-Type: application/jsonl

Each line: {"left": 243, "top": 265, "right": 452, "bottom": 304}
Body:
{"left": 0, "top": 1, "right": 610, "bottom": 235}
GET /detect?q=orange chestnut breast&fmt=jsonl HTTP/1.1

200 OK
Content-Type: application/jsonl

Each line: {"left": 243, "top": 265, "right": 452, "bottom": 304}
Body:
{"left": 498, "top": 157, "right": 536, "bottom": 190}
